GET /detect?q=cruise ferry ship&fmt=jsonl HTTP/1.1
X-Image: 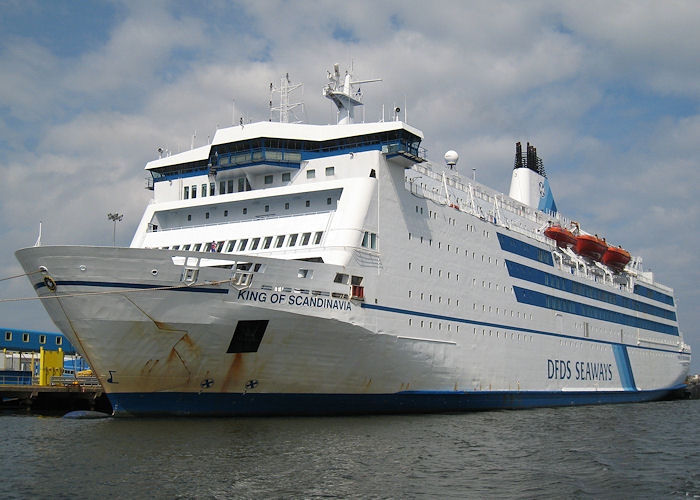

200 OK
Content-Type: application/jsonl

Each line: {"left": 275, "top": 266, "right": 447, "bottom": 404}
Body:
{"left": 16, "top": 65, "right": 691, "bottom": 416}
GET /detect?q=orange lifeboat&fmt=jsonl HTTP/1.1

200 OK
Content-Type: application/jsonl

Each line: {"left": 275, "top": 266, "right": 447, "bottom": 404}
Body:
{"left": 544, "top": 225, "right": 576, "bottom": 248}
{"left": 603, "top": 246, "right": 631, "bottom": 273}
{"left": 575, "top": 235, "right": 607, "bottom": 261}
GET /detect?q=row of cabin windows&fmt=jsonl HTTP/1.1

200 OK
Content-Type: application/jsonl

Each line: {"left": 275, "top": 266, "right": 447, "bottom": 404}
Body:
{"left": 182, "top": 167, "right": 335, "bottom": 199}
{"left": 178, "top": 198, "right": 334, "bottom": 223}
{"left": 183, "top": 177, "right": 256, "bottom": 200}
{"left": 165, "top": 231, "right": 324, "bottom": 252}
{"left": 4, "top": 331, "right": 62, "bottom": 345}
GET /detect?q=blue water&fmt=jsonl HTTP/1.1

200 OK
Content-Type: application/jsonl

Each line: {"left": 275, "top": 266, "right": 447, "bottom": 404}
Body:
{"left": 2, "top": 400, "right": 699, "bottom": 499}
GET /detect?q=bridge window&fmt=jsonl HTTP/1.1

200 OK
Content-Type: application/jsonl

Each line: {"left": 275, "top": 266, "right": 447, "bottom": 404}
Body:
{"left": 201, "top": 184, "right": 207, "bottom": 197}
{"left": 264, "top": 175, "right": 273, "bottom": 184}
{"left": 288, "top": 234, "right": 298, "bottom": 246}
{"left": 228, "top": 179, "right": 234, "bottom": 193}
{"left": 282, "top": 172, "right": 291, "bottom": 182}
{"left": 183, "top": 186, "right": 189, "bottom": 199}
{"left": 220, "top": 181, "right": 226, "bottom": 194}
{"left": 301, "top": 233, "right": 311, "bottom": 245}
{"left": 275, "top": 235, "right": 285, "bottom": 248}
{"left": 250, "top": 238, "right": 260, "bottom": 250}
{"left": 314, "top": 232, "right": 323, "bottom": 244}
{"left": 263, "top": 237, "right": 272, "bottom": 249}
{"left": 307, "top": 169, "right": 315, "bottom": 179}
{"left": 191, "top": 185, "right": 197, "bottom": 198}
{"left": 325, "top": 166, "right": 335, "bottom": 176}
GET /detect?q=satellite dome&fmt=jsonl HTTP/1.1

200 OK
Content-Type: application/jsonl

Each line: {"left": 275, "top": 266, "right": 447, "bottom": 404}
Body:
{"left": 444, "top": 150, "right": 459, "bottom": 166}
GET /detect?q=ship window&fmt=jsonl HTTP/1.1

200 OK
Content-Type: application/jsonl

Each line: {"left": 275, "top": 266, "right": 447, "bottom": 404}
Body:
{"left": 301, "top": 233, "right": 311, "bottom": 245}
{"left": 275, "top": 236, "right": 285, "bottom": 248}
{"left": 264, "top": 205, "right": 269, "bottom": 212}
{"left": 370, "top": 169, "right": 376, "bottom": 178}
{"left": 362, "top": 231, "right": 369, "bottom": 247}
{"left": 305, "top": 200, "right": 310, "bottom": 207}
{"left": 226, "top": 240, "right": 236, "bottom": 252}
{"left": 210, "top": 182, "right": 215, "bottom": 195}
{"left": 183, "top": 186, "right": 189, "bottom": 199}
{"left": 205, "top": 212, "right": 209, "bottom": 219}
{"left": 334, "top": 273, "right": 349, "bottom": 284}
{"left": 282, "top": 172, "right": 291, "bottom": 182}
{"left": 216, "top": 241, "right": 224, "bottom": 252}
{"left": 191, "top": 186, "right": 197, "bottom": 198}
{"left": 238, "top": 239, "right": 248, "bottom": 251}
{"left": 187, "top": 214, "right": 191, "bottom": 221}
{"left": 263, "top": 237, "right": 272, "bottom": 249}
{"left": 285, "top": 202, "right": 290, "bottom": 210}
{"left": 264, "top": 175, "right": 273, "bottom": 184}
{"left": 220, "top": 181, "right": 226, "bottom": 194}
{"left": 249, "top": 238, "right": 260, "bottom": 250}
{"left": 288, "top": 234, "right": 298, "bottom": 246}
{"left": 307, "top": 169, "right": 315, "bottom": 179}
{"left": 23, "top": 333, "right": 29, "bottom": 342}
{"left": 243, "top": 208, "right": 247, "bottom": 214}
{"left": 370, "top": 233, "right": 377, "bottom": 250}
{"left": 227, "top": 320, "right": 268, "bottom": 353}
{"left": 224, "top": 210, "right": 228, "bottom": 217}
{"left": 228, "top": 179, "right": 234, "bottom": 193}
{"left": 325, "top": 166, "right": 334, "bottom": 176}
{"left": 56, "top": 337, "right": 62, "bottom": 346}
{"left": 39, "top": 335, "right": 46, "bottom": 344}
{"left": 314, "top": 232, "right": 323, "bottom": 244}
{"left": 182, "top": 244, "right": 191, "bottom": 250}
{"left": 201, "top": 184, "right": 207, "bottom": 197}
{"left": 172, "top": 245, "right": 180, "bottom": 250}
{"left": 4, "top": 331, "right": 11, "bottom": 341}
{"left": 327, "top": 197, "right": 332, "bottom": 205}
{"left": 193, "top": 243, "right": 202, "bottom": 251}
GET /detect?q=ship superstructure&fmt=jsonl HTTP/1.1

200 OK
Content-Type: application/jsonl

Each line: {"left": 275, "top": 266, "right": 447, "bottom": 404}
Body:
{"left": 16, "top": 65, "right": 690, "bottom": 416}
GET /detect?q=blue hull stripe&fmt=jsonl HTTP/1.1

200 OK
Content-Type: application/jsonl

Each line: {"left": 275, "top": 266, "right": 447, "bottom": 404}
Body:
{"left": 108, "top": 386, "right": 683, "bottom": 416}
{"left": 35, "top": 280, "right": 229, "bottom": 294}
{"left": 512, "top": 286, "right": 679, "bottom": 336}
{"left": 612, "top": 345, "right": 637, "bottom": 391}
{"left": 361, "top": 303, "right": 680, "bottom": 355}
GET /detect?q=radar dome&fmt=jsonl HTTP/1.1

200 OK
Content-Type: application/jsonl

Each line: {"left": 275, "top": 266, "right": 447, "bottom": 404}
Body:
{"left": 444, "top": 150, "right": 459, "bottom": 166}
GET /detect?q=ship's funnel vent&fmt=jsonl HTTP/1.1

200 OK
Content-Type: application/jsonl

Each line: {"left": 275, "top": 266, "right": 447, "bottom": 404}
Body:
{"left": 514, "top": 141, "right": 546, "bottom": 178}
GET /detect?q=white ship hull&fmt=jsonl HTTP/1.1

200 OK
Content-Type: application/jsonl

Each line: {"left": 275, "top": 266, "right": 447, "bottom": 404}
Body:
{"left": 16, "top": 245, "right": 689, "bottom": 416}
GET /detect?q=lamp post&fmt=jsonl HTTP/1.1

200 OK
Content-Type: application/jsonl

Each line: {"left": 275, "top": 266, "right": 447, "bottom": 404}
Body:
{"left": 107, "top": 213, "right": 123, "bottom": 247}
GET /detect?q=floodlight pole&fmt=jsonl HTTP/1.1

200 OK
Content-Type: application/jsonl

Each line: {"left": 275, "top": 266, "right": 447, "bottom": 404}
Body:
{"left": 107, "top": 213, "right": 123, "bottom": 247}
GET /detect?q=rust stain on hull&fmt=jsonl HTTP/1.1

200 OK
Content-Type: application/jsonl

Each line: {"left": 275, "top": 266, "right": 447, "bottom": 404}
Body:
{"left": 221, "top": 353, "right": 244, "bottom": 392}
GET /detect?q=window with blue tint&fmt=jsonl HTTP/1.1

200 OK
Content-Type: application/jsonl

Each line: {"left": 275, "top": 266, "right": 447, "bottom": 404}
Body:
{"left": 505, "top": 260, "right": 676, "bottom": 321}
{"left": 634, "top": 284, "right": 675, "bottom": 306}
{"left": 512, "top": 287, "right": 679, "bottom": 336}
{"left": 497, "top": 233, "right": 553, "bottom": 266}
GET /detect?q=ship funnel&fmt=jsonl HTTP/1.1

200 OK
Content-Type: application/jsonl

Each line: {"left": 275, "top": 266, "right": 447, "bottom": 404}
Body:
{"left": 508, "top": 141, "right": 557, "bottom": 213}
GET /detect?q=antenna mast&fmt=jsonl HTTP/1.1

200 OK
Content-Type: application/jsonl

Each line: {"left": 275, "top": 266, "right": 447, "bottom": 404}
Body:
{"left": 323, "top": 63, "right": 381, "bottom": 125}
{"left": 269, "top": 73, "right": 304, "bottom": 123}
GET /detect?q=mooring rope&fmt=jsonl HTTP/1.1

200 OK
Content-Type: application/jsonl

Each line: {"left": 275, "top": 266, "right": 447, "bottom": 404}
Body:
{"left": 0, "top": 269, "right": 43, "bottom": 283}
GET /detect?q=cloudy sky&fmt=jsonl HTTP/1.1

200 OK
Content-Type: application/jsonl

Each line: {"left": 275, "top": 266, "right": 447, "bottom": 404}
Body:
{"left": 1, "top": 0, "right": 699, "bottom": 372}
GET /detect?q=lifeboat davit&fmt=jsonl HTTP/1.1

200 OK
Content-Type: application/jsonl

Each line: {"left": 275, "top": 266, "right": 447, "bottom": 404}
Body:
{"left": 575, "top": 235, "right": 607, "bottom": 261}
{"left": 544, "top": 225, "right": 576, "bottom": 248}
{"left": 603, "top": 246, "right": 631, "bottom": 273}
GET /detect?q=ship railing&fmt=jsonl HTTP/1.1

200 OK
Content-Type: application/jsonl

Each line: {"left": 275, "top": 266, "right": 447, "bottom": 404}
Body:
{"left": 148, "top": 209, "right": 333, "bottom": 232}
{"left": 49, "top": 376, "right": 102, "bottom": 388}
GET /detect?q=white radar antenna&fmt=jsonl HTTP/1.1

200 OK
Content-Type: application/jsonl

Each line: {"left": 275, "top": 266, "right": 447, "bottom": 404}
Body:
{"left": 323, "top": 63, "right": 381, "bottom": 125}
{"left": 269, "top": 73, "right": 305, "bottom": 123}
